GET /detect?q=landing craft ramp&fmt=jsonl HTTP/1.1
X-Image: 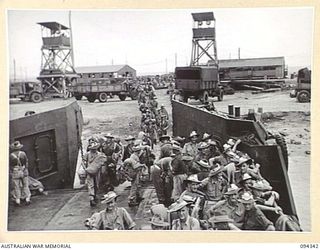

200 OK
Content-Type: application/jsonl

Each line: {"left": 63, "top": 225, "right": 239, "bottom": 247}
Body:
{"left": 172, "top": 100, "right": 298, "bottom": 218}
{"left": 9, "top": 101, "right": 83, "bottom": 190}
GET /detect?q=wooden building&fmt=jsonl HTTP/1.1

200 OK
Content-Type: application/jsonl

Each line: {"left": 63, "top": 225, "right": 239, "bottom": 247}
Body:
{"left": 218, "top": 57, "right": 286, "bottom": 82}
{"left": 75, "top": 64, "right": 136, "bottom": 79}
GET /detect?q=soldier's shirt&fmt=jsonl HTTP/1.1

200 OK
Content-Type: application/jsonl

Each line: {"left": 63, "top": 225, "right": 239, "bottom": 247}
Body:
{"left": 182, "top": 142, "right": 198, "bottom": 159}
{"left": 171, "top": 216, "right": 200, "bottom": 230}
{"left": 159, "top": 142, "right": 172, "bottom": 159}
{"left": 242, "top": 206, "right": 273, "bottom": 230}
{"left": 211, "top": 200, "right": 245, "bottom": 227}
{"left": 199, "top": 177, "right": 227, "bottom": 201}
{"left": 91, "top": 207, "right": 136, "bottom": 230}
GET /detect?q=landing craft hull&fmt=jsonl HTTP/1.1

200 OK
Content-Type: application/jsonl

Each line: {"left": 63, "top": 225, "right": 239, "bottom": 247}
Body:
{"left": 172, "top": 100, "right": 298, "bottom": 218}
{"left": 9, "top": 101, "right": 83, "bottom": 190}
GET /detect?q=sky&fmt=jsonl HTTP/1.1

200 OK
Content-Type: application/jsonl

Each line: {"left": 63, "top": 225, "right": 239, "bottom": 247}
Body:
{"left": 7, "top": 8, "right": 313, "bottom": 78}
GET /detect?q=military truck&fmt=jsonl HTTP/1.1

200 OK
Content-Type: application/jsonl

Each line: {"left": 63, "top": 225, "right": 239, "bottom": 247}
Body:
{"left": 69, "top": 77, "right": 138, "bottom": 103}
{"left": 10, "top": 81, "right": 44, "bottom": 103}
{"left": 290, "top": 67, "right": 311, "bottom": 103}
{"left": 174, "top": 66, "right": 223, "bottom": 103}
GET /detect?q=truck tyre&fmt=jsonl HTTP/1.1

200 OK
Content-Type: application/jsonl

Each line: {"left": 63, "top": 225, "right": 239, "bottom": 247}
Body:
{"left": 297, "top": 90, "right": 310, "bottom": 103}
{"left": 218, "top": 90, "right": 224, "bottom": 101}
{"left": 182, "top": 94, "right": 188, "bottom": 103}
{"left": 274, "top": 134, "right": 289, "bottom": 171}
{"left": 74, "top": 95, "right": 82, "bottom": 101}
{"left": 201, "top": 91, "right": 209, "bottom": 104}
{"left": 87, "top": 95, "right": 96, "bottom": 103}
{"left": 118, "top": 94, "right": 127, "bottom": 101}
{"left": 30, "top": 92, "right": 43, "bottom": 103}
{"left": 98, "top": 92, "right": 108, "bottom": 102}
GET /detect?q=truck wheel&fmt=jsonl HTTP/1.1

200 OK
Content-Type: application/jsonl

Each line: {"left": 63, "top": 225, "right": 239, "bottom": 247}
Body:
{"left": 182, "top": 95, "right": 188, "bottom": 103}
{"left": 297, "top": 90, "right": 310, "bottom": 103}
{"left": 98, "top": 92, "right": 108, "bottom": 102}
{"left": 218, "top": 91, "right": 224, "bottom": 101}
{"left": 119, "top": 94, "right": 127, "bottom": 101}
{"left": 200, "top": 91, "right": 209, "bottom": 104}
{"left": 74, "top": 95, "right": 82, "bottom": 101}
{"left": 87, "top": 95, "right": 96, "bottom": 103}
{"left": 30, "top": 92, "right": 43, "bottom": 103}
{"left": 274, "top": 134, "right": 289, "bottom": 171}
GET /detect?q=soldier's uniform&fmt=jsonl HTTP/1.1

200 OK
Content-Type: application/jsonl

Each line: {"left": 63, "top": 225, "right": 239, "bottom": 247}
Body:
{"left": 9, "top": 142, "right": 31, "bottom": 205}
{"left": 84, "top": 146, "right": 107, "bottom": 206}
{"left": 182, "top": 142, "right": 198, "bottom": 159}
{"left": 124, "top": 157, "right": 143, "bottom": 206}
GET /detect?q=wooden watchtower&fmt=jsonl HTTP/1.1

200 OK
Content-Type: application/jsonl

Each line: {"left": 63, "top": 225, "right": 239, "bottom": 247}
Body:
{"left": 37, "top": 22, "right": 78, "bottom": 98}
{"left": 190, "top": 12, "right": 218, "bottom": 66}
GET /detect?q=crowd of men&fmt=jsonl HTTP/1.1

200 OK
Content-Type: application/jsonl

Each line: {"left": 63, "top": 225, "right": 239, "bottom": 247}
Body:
{"left": 83, "top": 123, "right": 301, "bottom": 231}
{"left": 8, "top": 82, "right": 301, "bottom": 231}
{"left": 137, "top": 83, "right": 170, "bottom": 146}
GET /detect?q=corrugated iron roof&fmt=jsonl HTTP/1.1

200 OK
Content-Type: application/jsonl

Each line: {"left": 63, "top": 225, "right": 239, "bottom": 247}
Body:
{"left": 38, "top": 22, "right": 69, "bottom": 31}
{"left": 219, "top": 57, "right": 285, "bottom": 68}
{"left": 75, "top": 65, "right": 133, "bottom": 74}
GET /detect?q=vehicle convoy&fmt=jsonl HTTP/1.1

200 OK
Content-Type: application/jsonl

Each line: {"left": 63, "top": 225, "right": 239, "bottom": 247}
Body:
{"left": 172, "top": 99, "right": 299, "bottom": 229}
{"left": 175, "top": 66, "right": 223, "bottom": 103}
{"left": 69, "top": 77, "right": 138, "bottom": 102}
{"left": 290, "top": 67, "right": 311, "bottom": 103}
{"left": 10, "top": 81, "right": 44, "bottom": 103}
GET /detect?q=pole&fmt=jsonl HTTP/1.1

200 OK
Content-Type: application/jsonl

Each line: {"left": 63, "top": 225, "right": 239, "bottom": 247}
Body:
{"left": 238, "top": 47, "right": 240, "bottom": 59}
{"left": 13, "top": 59, "right": 16, "bottom": 82}
{"left": 69, "top": 11, "right": 75, "bottom": 69}
{"left": 165, "top": 58, "right": 167, "bottom": 74}
{"left": 175, "top": 53, "right": 177, "bottom": 67}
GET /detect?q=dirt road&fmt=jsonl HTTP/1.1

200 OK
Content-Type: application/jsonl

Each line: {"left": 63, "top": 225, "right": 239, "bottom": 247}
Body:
{"left": 9, "top": 88, "right": 311, "bottom": 231}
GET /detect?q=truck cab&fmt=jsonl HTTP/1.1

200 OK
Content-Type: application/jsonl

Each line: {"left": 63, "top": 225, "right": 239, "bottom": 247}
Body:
{"left": 290, "top": 67, "right": 311, "bottom": 103}
{"left": 10, "top": 81, "right": 43, "bottom": 103}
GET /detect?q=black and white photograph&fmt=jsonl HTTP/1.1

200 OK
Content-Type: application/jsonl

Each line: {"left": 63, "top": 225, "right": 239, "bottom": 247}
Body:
{"left": 6, "top": 7, "right": 312, "bottom": 234}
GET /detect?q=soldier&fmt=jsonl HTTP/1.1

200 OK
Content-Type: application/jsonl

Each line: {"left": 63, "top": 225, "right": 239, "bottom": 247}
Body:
{"left": 85, "top": 191, "right": 135, "bottom": 230}
{"left": 150, "top": 214, "right": 170, "bottom": 230}
{"left": 182, "top": 131, "right": 199, "bottom": 160}
{"left": 199, "top": 164, "right": 228, "bottom": 202}
{"left": 169, "top": 200, "right": 201, "bottom": 230}
{"left": 159, "top": 135, "right": 172, "bottom": 159}
{"left": 207, "top": 184, "right": 245, "bottom": 229}
{"left": 123, "top": 156, "right": 144, "bottom": 207}
{"left": 239, "top": 192, "right": 275, "bottom": 231}
{"left": 171, "top": 144, "right": 188, "bottom": 201}
{"left": 9, "top": 141, "right": 31, "bottom": 206}
{"left": 123, "top": 135, "right": 135, "bottom": 161}
{"left": 84, "top": 141, "right": 107, "bottom": 207}
{"left": 101, "top": 133, "right": 121, "bottom": 192}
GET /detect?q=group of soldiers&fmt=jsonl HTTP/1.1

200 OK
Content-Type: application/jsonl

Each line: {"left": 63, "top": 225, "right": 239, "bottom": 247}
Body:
{"left": 137, "top": 83, "right": 170, "bottom": 147}
{"left": 84, "top": 129, "right": 301, "bottom": 231}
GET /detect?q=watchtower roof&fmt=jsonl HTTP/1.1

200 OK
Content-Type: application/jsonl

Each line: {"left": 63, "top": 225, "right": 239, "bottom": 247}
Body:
{"left": 192, "top": 12, "right": 215, "bottom": 22}
{"left": 38, "top": 22, "right": 69, "bottom": 32}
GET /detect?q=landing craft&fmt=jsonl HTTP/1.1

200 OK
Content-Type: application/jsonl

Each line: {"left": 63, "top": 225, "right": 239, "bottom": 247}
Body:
{"left": 9, "top": 101, "right": 83, "bottom": 189}
{"left": 172, "top": 99, "right": 300, "bottom": 228}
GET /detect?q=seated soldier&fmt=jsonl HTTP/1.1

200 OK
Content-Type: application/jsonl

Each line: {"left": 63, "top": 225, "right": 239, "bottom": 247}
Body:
{"left": 84, "top": 191, "right": 135, "bottom": 230}
{"left": 169, "top": 200, "right": 200, "bottom": 230}
{"left": 179, "top": 174, "right": 206, "bottom": 219}
{"left": 239, "top": 192, "right": 275, "bottom": 231}
{"left": 198, "top": 164, "right": 228, "bottom": 202}
{"left": 208, "top": 214, "right": 241, "bottom": 230}
{"left": 207, "top": 184, "right": 245, "bottom": 229}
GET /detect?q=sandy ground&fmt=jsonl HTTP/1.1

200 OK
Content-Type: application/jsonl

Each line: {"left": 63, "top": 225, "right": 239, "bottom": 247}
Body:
{"left": 8, "top": 88, "right": 311, "bottom": 231}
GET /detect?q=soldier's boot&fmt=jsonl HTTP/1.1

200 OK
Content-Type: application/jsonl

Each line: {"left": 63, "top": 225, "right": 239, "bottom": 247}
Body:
{"left": 89, "top": 196, "right": 97, "bottom": 207}
{"left": 14, "top": 198, "right": 21, "bottom": 206}
{"left": 25, "top": 197, "right": 31, "bottom": 206}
